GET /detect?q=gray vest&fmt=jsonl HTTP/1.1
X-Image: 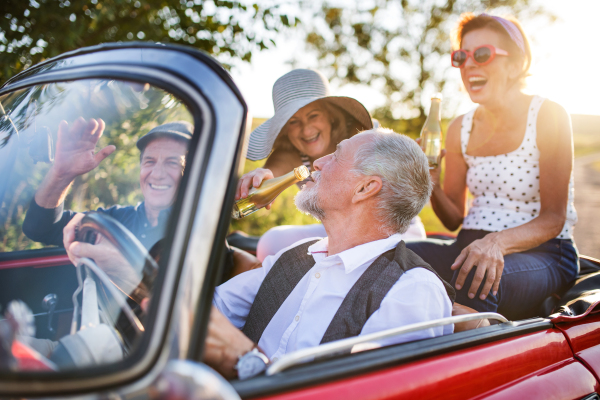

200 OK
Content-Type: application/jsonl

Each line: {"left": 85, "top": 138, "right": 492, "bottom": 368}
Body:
{"left": 242, "top": 240, "right": 455, "bottom": 344}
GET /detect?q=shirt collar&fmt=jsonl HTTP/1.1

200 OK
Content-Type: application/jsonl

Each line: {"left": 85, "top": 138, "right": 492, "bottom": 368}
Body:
{"left": 307, "top": 234, "right": 403, "bottom": 274}
{"left": 137, "top": 202, "right": 172, "bottom": 226}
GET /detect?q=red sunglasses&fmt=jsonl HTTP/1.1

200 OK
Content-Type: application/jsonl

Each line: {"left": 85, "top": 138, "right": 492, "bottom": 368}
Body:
{"left": 451, "top": 45, "right": 509, "bottom": 68}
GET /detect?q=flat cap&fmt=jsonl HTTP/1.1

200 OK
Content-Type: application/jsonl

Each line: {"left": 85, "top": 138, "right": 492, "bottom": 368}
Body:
{"left": 136, "top": 121, "right": 193, "bottom": 151}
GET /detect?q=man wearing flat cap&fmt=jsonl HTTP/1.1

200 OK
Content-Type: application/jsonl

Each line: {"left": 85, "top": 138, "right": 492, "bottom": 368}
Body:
{"left": 23, "top": 117, "right": 192, "bottom": 252}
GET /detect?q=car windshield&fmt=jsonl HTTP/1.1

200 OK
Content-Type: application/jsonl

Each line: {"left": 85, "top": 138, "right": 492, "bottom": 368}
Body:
{"left": 0, "top": 79, "right": 193, "bottom": 372}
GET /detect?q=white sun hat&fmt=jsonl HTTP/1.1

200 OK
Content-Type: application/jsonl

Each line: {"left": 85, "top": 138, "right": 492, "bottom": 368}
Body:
{"left": 246, "top": 69, "right": 373, "bottom": 161}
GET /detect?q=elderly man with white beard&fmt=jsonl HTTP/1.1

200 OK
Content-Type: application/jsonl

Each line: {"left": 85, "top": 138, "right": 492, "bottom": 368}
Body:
{"left": 205, "top": 128, "right": 455, "bottom": 380}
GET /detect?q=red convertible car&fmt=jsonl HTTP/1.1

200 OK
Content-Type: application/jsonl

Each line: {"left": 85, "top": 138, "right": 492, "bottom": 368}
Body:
{"left": 0, "top": 43, "right": 599, "bottom": 399}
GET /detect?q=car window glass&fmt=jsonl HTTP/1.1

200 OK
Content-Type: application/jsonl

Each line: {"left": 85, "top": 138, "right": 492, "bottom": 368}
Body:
{"left": 0, "top": 79, "right": 193, "bottom": 372}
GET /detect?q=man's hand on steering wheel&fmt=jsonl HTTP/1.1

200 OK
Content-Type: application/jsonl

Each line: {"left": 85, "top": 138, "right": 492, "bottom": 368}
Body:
{"left": 68, "top": 234, "right": 142, "bottom": 296}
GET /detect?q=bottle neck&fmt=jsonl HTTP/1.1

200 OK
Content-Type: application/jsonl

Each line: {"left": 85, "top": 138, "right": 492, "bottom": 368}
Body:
{"left": 427, "top": 99, "right": 441, "bottom": 121}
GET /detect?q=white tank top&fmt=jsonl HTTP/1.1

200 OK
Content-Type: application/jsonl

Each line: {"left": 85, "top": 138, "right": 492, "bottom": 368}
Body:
{"left": 461, "top": 96, "right": 577, "bottom": 239}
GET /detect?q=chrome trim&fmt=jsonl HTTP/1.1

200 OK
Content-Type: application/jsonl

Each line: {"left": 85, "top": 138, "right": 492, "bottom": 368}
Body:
{"left": 266, "top": 312, "right": 509, "bottom": 375}
{"left": 81, "top": 275, "right": 99, "bottom": 328}
{"left": 151, "top": 360, "right": 241, "bottom": 400}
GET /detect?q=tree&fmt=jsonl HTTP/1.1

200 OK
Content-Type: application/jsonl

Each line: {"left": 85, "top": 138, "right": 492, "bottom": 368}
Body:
{"left": 302, "top": 0, "right": 554, "bottom": 135}
{"left": 0, "top": 0, "right": 300, "bottom": 83}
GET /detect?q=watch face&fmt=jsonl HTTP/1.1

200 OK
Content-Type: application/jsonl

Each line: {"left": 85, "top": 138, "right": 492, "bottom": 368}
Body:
{"left": 237, "top": 353, "right": 267, "bottom": 380}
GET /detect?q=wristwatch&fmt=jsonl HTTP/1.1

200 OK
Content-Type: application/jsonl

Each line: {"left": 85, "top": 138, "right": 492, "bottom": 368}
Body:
{"left": 235, "top": 347, "right": 270, "bottom": 380}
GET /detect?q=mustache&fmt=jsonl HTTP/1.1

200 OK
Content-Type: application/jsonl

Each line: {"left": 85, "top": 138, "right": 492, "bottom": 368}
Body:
{"left": 310, "top": 171, "right": 321, "bottom": 183}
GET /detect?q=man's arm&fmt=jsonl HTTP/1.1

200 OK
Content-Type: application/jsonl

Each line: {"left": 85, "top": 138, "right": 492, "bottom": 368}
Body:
{"left": 22, "top": 118, "right": 114, "bottom": 246}
{"left": 203, "top": 306, "right": 255, "bottom": 379}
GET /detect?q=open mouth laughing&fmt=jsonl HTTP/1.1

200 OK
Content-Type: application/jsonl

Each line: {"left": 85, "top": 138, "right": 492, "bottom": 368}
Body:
{"left": 302, "top": 132, "right": 320, "bottom": 144}
{"left": 468, "top": 76, "right": 488, "bottom": 92}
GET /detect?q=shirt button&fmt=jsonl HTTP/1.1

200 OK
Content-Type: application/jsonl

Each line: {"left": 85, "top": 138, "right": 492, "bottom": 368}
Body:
{"left": 272, "top": 357, "right": 278, "bottom": 362}
{"left": 141, "top": 234, "right": 146, "bottom": 238}
{"left": 315, "top": 272, "right": 321, "bottom": 279}
{"left": 144, "top": 223, "right": 148, "bottom": 227}
{"left": 295, "top": 315, "right": 300, "bottom": 322}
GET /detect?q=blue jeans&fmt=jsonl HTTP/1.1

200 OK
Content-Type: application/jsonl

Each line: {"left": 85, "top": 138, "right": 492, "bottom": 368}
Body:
{"left": 405, "top": 230, "right": 579, "bottom": 320}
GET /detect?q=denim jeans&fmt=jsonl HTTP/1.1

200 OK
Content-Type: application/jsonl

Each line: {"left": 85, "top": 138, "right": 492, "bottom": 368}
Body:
{"left": 405, "top": 230, "right": 579, "bottom": 320}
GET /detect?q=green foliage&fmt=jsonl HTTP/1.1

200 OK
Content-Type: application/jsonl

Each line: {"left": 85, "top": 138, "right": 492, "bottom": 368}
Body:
{"left": 0, "top": 0, "right": 300, "bottom": 83}
{"left": 302, "top": 0, "right": 555, "bottom": 137}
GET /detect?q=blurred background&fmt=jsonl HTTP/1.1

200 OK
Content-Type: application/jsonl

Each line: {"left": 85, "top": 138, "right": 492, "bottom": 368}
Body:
{"left": 1, "top": 0, "right": 599, "bottom": 257}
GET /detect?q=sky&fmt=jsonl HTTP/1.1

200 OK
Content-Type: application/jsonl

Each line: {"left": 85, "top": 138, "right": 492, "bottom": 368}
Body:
{"left": 230, "top": 0, "right": 600, "bottom": 119}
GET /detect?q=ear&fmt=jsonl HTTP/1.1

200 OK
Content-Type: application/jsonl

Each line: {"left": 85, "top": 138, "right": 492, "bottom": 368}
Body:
{"left": 352, "top": 176, "right": 383, "bottom": 204}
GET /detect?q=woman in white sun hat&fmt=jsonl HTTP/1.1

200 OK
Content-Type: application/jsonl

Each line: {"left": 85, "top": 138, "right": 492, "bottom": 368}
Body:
{"left": 237, "top": 69, "right": 427, "bottom": 261}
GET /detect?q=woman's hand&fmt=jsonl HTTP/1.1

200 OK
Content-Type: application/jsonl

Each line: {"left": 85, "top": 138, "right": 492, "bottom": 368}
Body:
{"left": 450, "top": 232, "right": 505, "bottom": 300}
{"left": 235, "top": 168, "right": 275, "bottom": 209}
{"left": 415, "top": 138, "right": 445, "bottom": 186}
{"left": 430, "top": 149, "right": 446, "bottom": 187}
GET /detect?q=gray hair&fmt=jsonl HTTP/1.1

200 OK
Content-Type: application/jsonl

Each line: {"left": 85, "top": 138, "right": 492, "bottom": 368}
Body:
{"left": 352, "top": 128, "right": 432, "bottom": 234}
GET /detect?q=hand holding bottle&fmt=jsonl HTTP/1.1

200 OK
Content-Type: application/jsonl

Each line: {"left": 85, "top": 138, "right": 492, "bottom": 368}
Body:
{"left": 236, "top": 168, "right": 275, "bottom": 209}
{"left": 419, "top": 96, "right": 443, "bottom": 169}
{"left": 416, "top": 138, "right": 445, "bottom": 186}
{"left": 232, "top": 166, "right": 310, "bottom": 219}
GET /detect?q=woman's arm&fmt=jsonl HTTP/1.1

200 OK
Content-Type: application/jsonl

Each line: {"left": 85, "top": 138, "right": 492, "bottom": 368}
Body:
{"left": 488, "top": 100, "right": 572, "bottom": 254}
{"left": 452, "top": 100, "right": 573, "bottom": 300}
{"left": 430, "top": 116, "right": 469, "bottom": 231}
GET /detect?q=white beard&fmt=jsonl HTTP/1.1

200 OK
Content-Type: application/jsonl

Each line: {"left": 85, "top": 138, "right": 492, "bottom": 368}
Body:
{"left": 294, "top": 172, "right": 325, "bottom": 221}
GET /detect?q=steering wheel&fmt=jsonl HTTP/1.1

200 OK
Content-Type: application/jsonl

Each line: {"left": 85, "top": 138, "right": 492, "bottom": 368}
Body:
{"left": 72, "top": 212, "right": 158, "bottom": 351}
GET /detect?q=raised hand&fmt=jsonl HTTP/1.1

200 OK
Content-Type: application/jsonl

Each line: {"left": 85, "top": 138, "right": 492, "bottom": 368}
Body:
{"left": 52, "top": 118, "right": 115, "bottom": 182}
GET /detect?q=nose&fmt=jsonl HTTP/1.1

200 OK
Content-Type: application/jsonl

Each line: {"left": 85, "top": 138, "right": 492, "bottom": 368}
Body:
{"left": 313, "top": 154, "right": 330, "bottom": 171}
{"left": 464, "top": 54, "right": 477, "bottom": 68}
{"left": 302, "top": 121, "right": 317, "bottom": 137}
{"left": 150, "top": 160, "right": 167, "bottom": 178}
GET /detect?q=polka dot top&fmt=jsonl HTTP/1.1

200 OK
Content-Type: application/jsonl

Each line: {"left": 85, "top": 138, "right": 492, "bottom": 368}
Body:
{"left": 461, "top": 96, "right": 577, "bottom": 239}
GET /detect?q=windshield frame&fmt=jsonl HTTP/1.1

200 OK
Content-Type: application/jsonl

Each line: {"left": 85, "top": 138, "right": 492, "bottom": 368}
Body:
{"left": 0, "top": 60, "right": 217, "bottom": 395}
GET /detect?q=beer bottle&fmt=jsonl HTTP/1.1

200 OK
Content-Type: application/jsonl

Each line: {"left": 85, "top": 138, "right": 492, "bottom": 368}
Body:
{"left": 419, "top": 96, "right": 443, "bottom": 169}
{"left": 232, "top": 165, "right": 310, "bottom": 219}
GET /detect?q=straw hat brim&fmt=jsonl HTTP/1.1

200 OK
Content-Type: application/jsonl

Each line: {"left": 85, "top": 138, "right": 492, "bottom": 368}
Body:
{"left": 247, "top": 96, "right": 373, "bottom": 161}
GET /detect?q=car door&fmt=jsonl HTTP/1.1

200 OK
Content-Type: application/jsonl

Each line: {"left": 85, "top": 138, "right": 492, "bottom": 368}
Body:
{"left": 0, "top": 43, "right": 247, "bottom": 398}
{"left": 231, "top": 319, "right": 599, "bottom": 400}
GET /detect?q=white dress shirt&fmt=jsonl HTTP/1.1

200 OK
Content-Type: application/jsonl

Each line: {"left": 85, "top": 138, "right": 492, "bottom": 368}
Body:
{"left": 214, "top": 234, "right": 453, "bottom": 361}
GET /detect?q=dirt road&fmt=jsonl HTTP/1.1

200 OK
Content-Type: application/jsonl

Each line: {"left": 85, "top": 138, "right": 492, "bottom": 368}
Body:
{"left": 573, "top": 152, "right": 600, "bottom": 259}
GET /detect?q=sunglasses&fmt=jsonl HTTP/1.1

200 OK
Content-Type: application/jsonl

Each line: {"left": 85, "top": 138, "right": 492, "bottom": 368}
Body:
{"left": 451, "top": 45, "right": 510, "bottom": 68}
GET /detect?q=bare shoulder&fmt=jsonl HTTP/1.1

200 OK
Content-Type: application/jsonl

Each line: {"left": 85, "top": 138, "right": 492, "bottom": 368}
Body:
{"left": 536, "top": 99, "right": 572, "bottom": 152}
{"left": 445, "top": 115, "right": 465, "bottom": 153}
{"left": 537, "top": 99, "right": 572, "bottom": 138}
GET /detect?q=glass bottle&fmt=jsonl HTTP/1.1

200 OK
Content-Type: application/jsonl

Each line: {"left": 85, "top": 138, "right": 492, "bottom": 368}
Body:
{"left": 419, "top": 96, "right": 443, "bottom": 169}
{"left": 232, "top": 165, "right": 310, "bottom": 219}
